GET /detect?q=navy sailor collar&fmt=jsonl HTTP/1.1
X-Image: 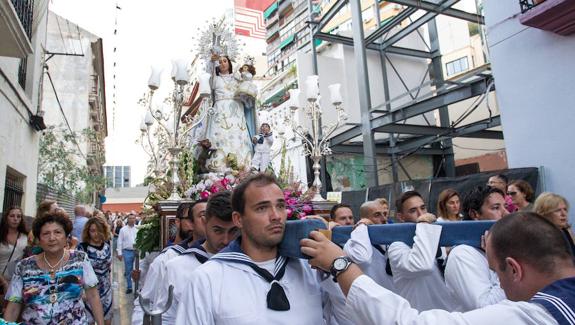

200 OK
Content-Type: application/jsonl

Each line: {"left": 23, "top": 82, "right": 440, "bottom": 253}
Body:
{"left": 181, "top": 239, "right": 210, "bottom": 264}
{"left": 212, "top": 237, "right": 291, "bottom": 311}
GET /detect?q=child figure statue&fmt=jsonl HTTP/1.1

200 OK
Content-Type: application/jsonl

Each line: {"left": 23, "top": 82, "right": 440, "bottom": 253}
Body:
{"left": 236, "top": 56, "right": 258, "bottom": 142}
{"left": 251, "top": 123, "right": 273, "bottom": 172}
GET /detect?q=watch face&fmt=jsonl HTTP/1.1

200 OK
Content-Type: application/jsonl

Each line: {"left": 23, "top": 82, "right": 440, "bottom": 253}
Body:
{"left": 334, "top": 258, "right": 348, "bottom": 271}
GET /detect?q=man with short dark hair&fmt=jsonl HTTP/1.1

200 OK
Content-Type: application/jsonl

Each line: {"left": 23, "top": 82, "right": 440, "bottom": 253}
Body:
{"left": 463, "top": 186, "right": 509, "bottom": 221}
{"left": 177, "top": 173, "right": 325, "bottom": 324}
{"left": 134, "top": 200, "right": 207, "bottom": 322}
{"left": 385, "top": 190, "right": 456, "bottom": 311}
{"left": 163, "top": 191, "right": 239, "bottom": 324}
{"left": 302, "top": 212, "right": 575, "bottom": 324}
{"left": 444, "top": 186, "right": 509, "bottom": 311}
{"left": 330, "top": 203, "right": 354, "bottom": 226}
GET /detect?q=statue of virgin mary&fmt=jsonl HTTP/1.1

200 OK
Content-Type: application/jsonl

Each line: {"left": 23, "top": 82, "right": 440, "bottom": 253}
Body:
{"left": 192, "top": 21, "right": 253, "bottom": 173}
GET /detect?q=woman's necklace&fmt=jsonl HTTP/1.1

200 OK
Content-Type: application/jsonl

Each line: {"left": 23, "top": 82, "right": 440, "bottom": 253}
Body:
{"left": 44, "top": 250, "right": 66, "bottom": 304}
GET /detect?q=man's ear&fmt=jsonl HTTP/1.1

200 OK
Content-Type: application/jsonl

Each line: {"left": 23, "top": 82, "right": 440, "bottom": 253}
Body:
{"left": 505, "top": 257, "right": 524, "bottom": 282}
{"left": 396, "top": 212, "right": 404, "bottom": 223}
{"left": 174, "top": 218, "right": 181, "bottom": 227}
{"left": 232, "top": 211, "right": 243, "bottom": 229}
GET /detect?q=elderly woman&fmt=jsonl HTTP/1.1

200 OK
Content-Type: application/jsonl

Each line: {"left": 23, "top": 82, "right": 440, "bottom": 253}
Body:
{"left": 507, "top": 180, "right": 534, "bottom": 211}
{"left": 436, "top": 189, "right": 462, "bottom": 221}
{"left": 534, "top": 192, "right": 574, "bottom": 253}
{"left": 78, "top": 216, "right": 113, "bottom": 325}
{"left": 3, "top": 211, "right": 104, "bottom": 324}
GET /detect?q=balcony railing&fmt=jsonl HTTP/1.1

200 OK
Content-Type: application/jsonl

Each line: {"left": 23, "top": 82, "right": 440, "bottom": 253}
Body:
{"left": 10, "top": 0, "right": 34, "bottom": 40}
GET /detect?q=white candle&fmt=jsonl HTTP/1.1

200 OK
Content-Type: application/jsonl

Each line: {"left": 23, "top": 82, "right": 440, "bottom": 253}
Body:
{"left": 174, "top": 59, "right": 189, "bottom": 85}
{"left": 305, "top": 75, "right": 319, "bottom": 101}
{"left": 148, "top": 66, "right": 162, "bottom": 90}
{"left": 328, "top": 83, "right": 342, "bottom": 105}
{"left": 288, "top": 89, "right": 300, "bottom": 108}
{"left": 199, "top": 73, "right": 211, "bottom": 96}
{"left": 144, "top": 111, "right": 154, "bottom": 126}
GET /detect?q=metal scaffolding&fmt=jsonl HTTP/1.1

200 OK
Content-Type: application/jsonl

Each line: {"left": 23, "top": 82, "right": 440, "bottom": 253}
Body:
{"left": 309, "top": 0, "right": 497, "bottom": 187}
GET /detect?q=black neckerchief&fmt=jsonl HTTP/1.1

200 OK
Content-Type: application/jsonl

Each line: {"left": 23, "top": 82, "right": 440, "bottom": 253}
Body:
{"left": 212, "top": 237, "right": 290, "bottom": 311}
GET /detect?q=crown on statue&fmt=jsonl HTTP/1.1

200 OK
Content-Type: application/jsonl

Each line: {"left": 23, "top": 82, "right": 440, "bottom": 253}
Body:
{"left": 193, "top": 17, "right": 242, "bottom": 63}
{"left": 243, "top": 55, "right": 255, "bottom": 66}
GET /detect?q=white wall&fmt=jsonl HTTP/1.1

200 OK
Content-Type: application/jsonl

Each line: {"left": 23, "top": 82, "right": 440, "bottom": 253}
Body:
{"left": 42, "top": 12, "right": 99, "bottom": 158}
{"left": 484, "top": 0, "right": 575, "bottom": 223}
{"left": 0, "top": 3, "right": 49, "bottom": 215}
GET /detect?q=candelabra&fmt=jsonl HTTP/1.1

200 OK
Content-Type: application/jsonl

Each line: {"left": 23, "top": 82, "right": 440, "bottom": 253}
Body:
{"left": 141, "top": 61, "right": 212, "bottom": 200}
{"left": 139, "top": 112, "right": 167, "bottom": 178}
{"left": 286, "top": 75, "right": 348, "bottom": 201}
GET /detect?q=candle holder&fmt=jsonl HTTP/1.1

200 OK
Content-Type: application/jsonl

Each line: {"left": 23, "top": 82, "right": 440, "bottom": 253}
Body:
{"left": 287, "top": 76, "right": 347, "bottom": 201}
{"left": 140, "top": 63, "right": 212, "bottom": 200}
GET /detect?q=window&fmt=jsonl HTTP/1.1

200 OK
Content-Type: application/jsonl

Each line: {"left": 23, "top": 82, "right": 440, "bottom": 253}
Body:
{"left": 445, "top": 57, "right": 469, "bottom": 76}
{"left": 123, "top": 166, "right": 130, "bottom": 187}
{"left": 3, "top": 167, "right": 25, "bottom": 214}
{"left": 114, "top": 166, "right": 122, "bottom": 188}
{"left": 105, "top": 166, "right": 113, "bottom": 188}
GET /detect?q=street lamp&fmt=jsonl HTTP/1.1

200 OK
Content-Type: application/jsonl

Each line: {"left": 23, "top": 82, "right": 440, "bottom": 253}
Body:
{"left": 287, "top": 75, "right": 348, "bottom": 201}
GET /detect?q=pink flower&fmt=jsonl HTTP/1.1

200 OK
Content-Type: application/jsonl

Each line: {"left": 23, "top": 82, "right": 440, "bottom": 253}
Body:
{"left": 220, "top": 178, "right": 229, "bottom": 187}
{"left": 286, "top": 208, "right": 293, "bottom": 217}
{"left": 298, "top": 212, "right": 306, "bottom": 219}
{"left": 200, "top": 191, "right": 211, "bottom": 200}
{"left": 302, "top": 204, "right": 313, "bottom": 213}
{"left": 210, "top": 185, "right": 220, "bottom": 193}
{"left": 286, "top": 197, "right": 298, "bottom": 206}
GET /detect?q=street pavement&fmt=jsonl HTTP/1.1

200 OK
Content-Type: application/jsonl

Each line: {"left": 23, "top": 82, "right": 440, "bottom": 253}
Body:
{"left": 112, "top": 253, "right": 134, "bottom": 325}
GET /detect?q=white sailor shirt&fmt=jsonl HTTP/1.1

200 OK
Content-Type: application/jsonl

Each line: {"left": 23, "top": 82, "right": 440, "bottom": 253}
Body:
{"left": 445, "top": 244, "right": 505, "bottom": 311}
{"left": 175, "top": 255, "right": 324, "bottom": 324}
{"left": 159, "top": 244, "right": 211, "bottom": 324}
{"left": 343, "top": 223, "right": 396, "bottom": 292}
{"left": 387, "top": 223, "right": 458, "bottom": 311}
{"left": 346, "top": 274, "right": 558, "bottom": 325}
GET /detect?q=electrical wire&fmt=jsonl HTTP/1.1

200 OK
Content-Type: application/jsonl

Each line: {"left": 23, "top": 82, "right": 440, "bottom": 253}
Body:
{"left": 45, "top": 69, "right": 86, "bottom": 159}
{"left": 55, "top": 15, "right": 68, "bottom": 54}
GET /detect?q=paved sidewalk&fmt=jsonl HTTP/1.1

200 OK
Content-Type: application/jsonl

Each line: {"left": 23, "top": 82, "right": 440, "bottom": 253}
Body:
{"left": 112, "top": 254, "right": 134, "bottom": 325}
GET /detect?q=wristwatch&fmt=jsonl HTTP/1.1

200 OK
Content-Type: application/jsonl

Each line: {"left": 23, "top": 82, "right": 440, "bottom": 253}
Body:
{"left": 329, "top": 256, "right": 352, "bottom": 280}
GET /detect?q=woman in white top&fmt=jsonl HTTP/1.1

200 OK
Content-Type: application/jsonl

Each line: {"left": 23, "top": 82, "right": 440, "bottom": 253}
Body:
{"left": 436, "top": 189, "right": 462, "bottom": 222}
{"left": 0, "top": 206, "right": 29, "bottom": 286}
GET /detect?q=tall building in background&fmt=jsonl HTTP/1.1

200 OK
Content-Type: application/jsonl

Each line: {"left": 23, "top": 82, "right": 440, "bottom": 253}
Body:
{"left": 104, "top": 165, "right": 130, "bottom": 188}
{"left": 40, "top": 11, "right": 107, "bottom": 206}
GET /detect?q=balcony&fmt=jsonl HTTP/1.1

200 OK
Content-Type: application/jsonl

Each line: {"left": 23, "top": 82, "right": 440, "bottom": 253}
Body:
{"left": 519, "top": 0, "right": 575, "bottom": 35}
{"left": 278, "top": 0, "right": 293, "bottom": 17}
{"left": 0, "top": 0, "right": 34, "bottom": 58}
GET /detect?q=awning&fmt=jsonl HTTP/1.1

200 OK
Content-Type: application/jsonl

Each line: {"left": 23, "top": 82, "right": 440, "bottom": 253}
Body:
{"left": 279, "top": 34, "right": 295, "bottom": 50}
{"left": 264, "top": 2, "right": 278, "bottom": 19}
